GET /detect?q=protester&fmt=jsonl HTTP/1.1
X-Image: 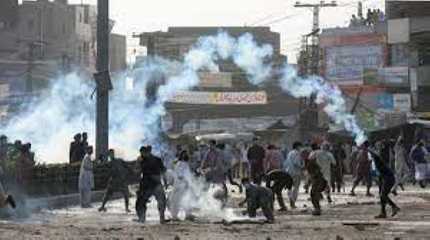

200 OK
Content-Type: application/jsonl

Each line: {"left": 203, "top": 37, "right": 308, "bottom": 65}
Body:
{"left": 409, "top": 140, "right": 428, "bottom": 188}
{"left": 264, "top": 169, "right": 293, "bottom": 212}
{"left": 200, "top": 140, "right": 227, "bottom": 199}
{"left": 247, "top": 138, "right": 266, "bottom": 185}
{"left": 135, "top": 145, "right": 168, "bottom": 223}
{"left": 350, "top": 141, "right": 373, "bottom": 196}
{"left": 241, "top": 178, "right": 274, "bottom": 223}
{"left": 0, "top": 166, "right": 16, "bottom": 209}
{"left": 218, "top": 143, "right": 242, "bottom": 193}
{"left": 309, "top": 142, "right": 336, "bottom": 203}
{"left": 284, "top": 141, "right": 304, "bottom": 209}
{"left": 69, "top": 133, "right": 85, "bottom": 164}
{"left": 168, "top": 150, "right": 196, "bottom": 221}
{"left": 99, "top": 149, "right": 132, "bottom": 213}
{"left": 392, "top": 136, "right": 409, "bottom": 194}
{"left": 79, "top": 146, "right": 94, "bottom": 208}
{"left": 264, "top": 144, "right": 283, "bottom": 174}
{"left": 331, "top": 143, "right": 346, "bottom": 193}
{"left": 369, "top": 149, "right": 400, "bottom": 218}
{"left": 306, "top": 154, "right": 327, "bottom": 216}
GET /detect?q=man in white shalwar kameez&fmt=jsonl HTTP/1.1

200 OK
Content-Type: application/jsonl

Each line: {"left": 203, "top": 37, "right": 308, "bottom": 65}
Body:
{"left": 79, "top": 146, "right": 94, "bottom": 208}
{"left": 168, "top": 151, "right": 196, "bottom": 221}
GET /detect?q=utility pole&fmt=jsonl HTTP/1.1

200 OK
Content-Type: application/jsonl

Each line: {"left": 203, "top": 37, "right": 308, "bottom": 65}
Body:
{"left": 95, "top": 0, "right": 112, "bottom": 161}
{"left": 294, "top": 1, "right": 337, "bottom": 138}
{"left": 294, "top": 1, "right": 337, "bottom": 75}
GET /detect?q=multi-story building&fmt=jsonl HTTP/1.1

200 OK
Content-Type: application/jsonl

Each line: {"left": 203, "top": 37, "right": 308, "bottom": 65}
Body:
{"left": 15, "top": 0, "right": 96, "bottom": 71}
{"left": 386, "top": 0, "right": 430, "bottom": 112}
{"left": 135, "top": 27, "right": 299, "bottom": 137}
{"left": 109, "top": 33, "right": 127, "bottom": 73}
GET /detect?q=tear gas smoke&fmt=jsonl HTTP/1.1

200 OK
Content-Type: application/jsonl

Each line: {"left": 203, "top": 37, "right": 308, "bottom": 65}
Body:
{"left": 279, "top": 64, "right": 367, "bottom": 144}
{"left": 1, "top": 32, "right": 275, "bottom": 164}
{"left": 1, "top": 30, "right": 366, "bottom": 220}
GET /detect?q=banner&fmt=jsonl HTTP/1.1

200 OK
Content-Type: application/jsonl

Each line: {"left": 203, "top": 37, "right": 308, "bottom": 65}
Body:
{"left": 169, "top": 91, "right": 267, "bottom": 105}
{"left": 325, "top": 45, "right": 384, "bottom": 84}
{"left": 393, "top": 94, "right": 411, "bottom": 112}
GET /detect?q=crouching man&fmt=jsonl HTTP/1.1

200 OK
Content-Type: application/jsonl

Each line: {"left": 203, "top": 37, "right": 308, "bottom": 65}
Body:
{"left": 264, "top": 169, "right": 293, "bottom": 212}
{"left": 241, "top": 178, "right": 274, "bottom": 223}
{"left": 0, "top": 167, "right": 16, "bottom": 209}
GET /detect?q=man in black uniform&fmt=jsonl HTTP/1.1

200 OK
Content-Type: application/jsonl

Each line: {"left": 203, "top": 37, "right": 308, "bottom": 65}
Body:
{"left": 135, "top": 145, "right": 168, "bottom": 224}
{"left": 241, "top": 178, "right": 274, "bottom": 223}
{"left": 368, "top": 149, "right": 400, "bottom": 219}
{"left": 264, "top": 169, "right": 293, "bottom": 212}
{"left": 98, "top": 149, "right": 132, "bottom": 212}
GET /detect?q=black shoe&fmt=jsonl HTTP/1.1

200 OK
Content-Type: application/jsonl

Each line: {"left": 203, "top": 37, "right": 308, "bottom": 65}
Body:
{"left": 392, "top": 190, "right": 398, "bottom": 196}
{"left": 349, "top": 191, "right": 356, "bottom": 197}
{"left": 278, "top": 207, "right": 288, "bottom": 212}
{"left": 399, "top": 184, "right": 405, "bottom": 191}
{"left": 7, "top": 195, "right": 16, "bottom": 209}
{"left": 312, "top": 210, "right": 321, "bottom": 216}
{"left": 392, "top": 207, "right": 400, "bottom": 217}
{"left": 374, "top": 213, "right": 387, "bottom": 219}
{"left": 98, "top": 207, "right": 107, "bottom": 212}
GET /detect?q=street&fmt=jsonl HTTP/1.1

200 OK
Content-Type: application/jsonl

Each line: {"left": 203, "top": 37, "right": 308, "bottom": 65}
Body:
{"left": 0, "top": 183, "right": 429, "bottom": 240}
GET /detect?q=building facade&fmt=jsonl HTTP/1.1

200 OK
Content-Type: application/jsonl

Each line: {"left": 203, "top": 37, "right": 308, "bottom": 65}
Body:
{"left": 386, "top": 0, "right": 430, "bottom": 112}
{"left": 136, "top": 27, "right": 299, "bottom": 134}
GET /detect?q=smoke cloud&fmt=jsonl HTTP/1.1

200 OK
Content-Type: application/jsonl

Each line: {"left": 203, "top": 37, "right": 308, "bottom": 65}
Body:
{"left": 0, "top": 31, "right": 367, "bottom": 221}
{"left": 1, "top": 31, "right": 365, "bottom": 162}
{"left": 279, "top": 64, "right": 367, "bottom": 144}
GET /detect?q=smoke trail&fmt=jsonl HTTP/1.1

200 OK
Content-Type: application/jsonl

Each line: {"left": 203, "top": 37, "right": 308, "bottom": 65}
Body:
{"left": 1, "top": 31, "right": 274, "bottom": 164}
{"left": 279, "top": 64, "right": 367, "bottom": 144}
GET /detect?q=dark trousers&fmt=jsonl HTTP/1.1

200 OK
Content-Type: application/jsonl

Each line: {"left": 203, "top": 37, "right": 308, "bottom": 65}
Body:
{"left": 135, "top": 183, "right": 166, "bottom": 222}
{"left": 310, "top": 177, "right": 327, "bottom": 212}
{"left": 380, "top": 176, "right": 397, "bottom": 215}
{"left": 101, "top": 186, "right": 129, "bottom": 209}
{"left": 248, "top": 197, "right": 274, "bottom": 221}
{"left": 352, "top": 170, "right": 372, "bottom": 192}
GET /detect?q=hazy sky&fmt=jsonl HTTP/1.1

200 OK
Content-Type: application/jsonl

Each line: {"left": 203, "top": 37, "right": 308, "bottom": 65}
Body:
{"left": 23, "top": 0, "right": 384, "bottom": 62}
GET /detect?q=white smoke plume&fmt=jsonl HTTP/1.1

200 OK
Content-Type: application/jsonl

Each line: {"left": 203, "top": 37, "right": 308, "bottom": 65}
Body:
{"left": 279, "top": 64, "right": 367, "bottom": 144}
{"left": 1, "top": 31, "right": 274, "bottom": 164}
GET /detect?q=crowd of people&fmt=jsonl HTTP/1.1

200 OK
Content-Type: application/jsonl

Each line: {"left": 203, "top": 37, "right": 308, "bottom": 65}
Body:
{"left": 349, "top": 8, "right": 385, "bottom": 27}
{"left": 71, "top": 134, "right": 430, "bottom": 224}
{"left": 0, "top": 135, "right": 36, "bottom": 212}
{"left": 2, "top": 131, "right": 429, "bottom": 224}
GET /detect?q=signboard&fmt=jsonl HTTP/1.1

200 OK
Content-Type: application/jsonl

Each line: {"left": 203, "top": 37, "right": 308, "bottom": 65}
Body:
{"left": 378, "top": 67, "right": 409, "bottom": 84}
{"left": 198, "top": 72, "right": 232, "bottom": 88}
{"left": 169, "top": 91, "right": 267, "bottom": 105}
{"left": 364, "top": 67, "right": 409, "bottom": 85}
{"left": 393, "top": 94, "right": 411, "bottom": 112}
{"left": 325, "top": 45, "right": 384, "bottom": 84}
{"left": 377, "top": 93, "right": 394, "bottom": 110}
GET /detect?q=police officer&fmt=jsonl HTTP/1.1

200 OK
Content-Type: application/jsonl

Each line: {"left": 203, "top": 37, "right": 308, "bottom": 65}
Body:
{"left": 264, "top": 169, "right": 293, "bottom": 212}
{"left": 98, "top": 149, "right": 132, "bottom": 213}
{"left": 135, "top": 145, "right": 168, "bottom": 224}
